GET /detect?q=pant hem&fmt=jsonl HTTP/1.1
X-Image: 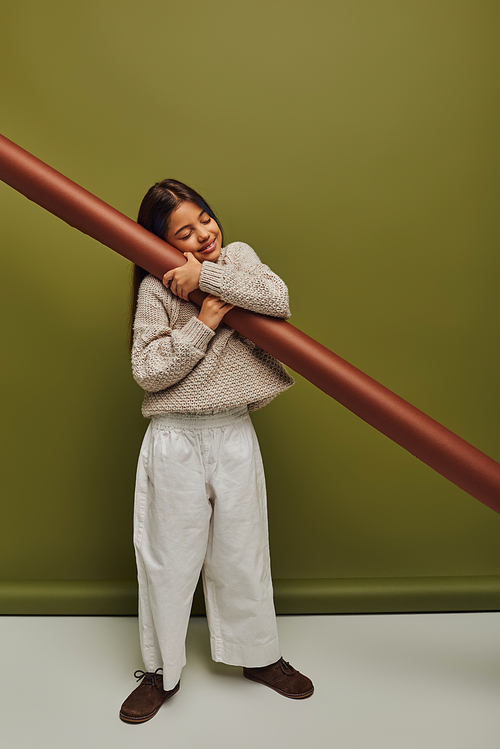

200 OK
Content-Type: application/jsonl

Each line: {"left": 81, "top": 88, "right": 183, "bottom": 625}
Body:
{"left": 160, "top": 658, "right": 186, "bottom": 691}
{"left": 210, "top": 636, "right": 281, "bottom": 668}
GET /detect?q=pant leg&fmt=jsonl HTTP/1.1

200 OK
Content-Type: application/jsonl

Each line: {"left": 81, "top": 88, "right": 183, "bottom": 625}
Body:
{"left": 134, "top": 419, "right": 212, "bottom": 690}
{"left": 202, "top": 413, "right": 281, "bottom": 668}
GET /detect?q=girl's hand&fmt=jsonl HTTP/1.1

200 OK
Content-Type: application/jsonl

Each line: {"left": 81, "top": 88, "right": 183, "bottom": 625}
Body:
{"left": 198, "top": 295, "right": 234, "bottom": 330}
{"left": 163, "top": 253, "right": 202, "bottom": 300}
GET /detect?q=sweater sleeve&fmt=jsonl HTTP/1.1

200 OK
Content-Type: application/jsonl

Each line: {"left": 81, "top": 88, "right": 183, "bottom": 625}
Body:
{"left": 132, "top": 275, "right": 215, "bottom": 393}
{"left": 198, "top": 242, "right": 291, "bottom": 318}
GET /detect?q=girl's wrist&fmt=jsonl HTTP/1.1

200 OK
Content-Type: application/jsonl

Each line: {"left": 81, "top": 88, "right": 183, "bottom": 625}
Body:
{"left": 197, "top": 313, "right": 216, "bottom": 331}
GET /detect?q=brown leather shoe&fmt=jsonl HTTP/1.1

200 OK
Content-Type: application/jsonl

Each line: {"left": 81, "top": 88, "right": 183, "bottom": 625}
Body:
{"left": 119, "top": 668, "right": 180, "bottom": 723}
{"left": 243, "top": 657, "right": 314, "bottom": 699}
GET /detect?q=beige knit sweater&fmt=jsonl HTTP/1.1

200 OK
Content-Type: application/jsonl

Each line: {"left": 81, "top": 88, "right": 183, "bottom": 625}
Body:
{"left": 132, "top": 241, "right": 295, "bottom": 416}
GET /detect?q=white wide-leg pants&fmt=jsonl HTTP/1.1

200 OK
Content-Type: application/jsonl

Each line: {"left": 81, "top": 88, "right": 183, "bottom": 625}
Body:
{"left": 133, "top": 406, "right": 281, "bottom": 690}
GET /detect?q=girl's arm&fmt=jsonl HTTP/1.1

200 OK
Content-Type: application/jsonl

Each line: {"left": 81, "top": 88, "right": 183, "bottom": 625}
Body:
{"left": 132, "top": 276, "right": 215, "bottom": 393}
{"left": 198, "top": 242, "right": 291, "bottom": 318}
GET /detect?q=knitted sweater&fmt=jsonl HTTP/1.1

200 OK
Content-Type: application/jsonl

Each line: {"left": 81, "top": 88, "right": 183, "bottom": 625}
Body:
{"left": 132, "top": 241, "right": 295, "bottom": 416}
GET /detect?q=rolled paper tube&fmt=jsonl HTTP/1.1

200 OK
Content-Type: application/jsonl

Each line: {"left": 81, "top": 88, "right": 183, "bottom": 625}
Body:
{"left": 1, "top": 133, "right": 500, "bottom": 513}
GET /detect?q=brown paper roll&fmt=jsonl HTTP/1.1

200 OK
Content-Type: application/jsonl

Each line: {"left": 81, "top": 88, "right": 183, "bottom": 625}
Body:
{"left": 1, "top": 133, "right": 499, "bottom": 513}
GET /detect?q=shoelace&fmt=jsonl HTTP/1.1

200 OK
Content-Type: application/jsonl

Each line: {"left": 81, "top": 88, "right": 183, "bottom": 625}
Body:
{"left": 276, "top": 658, "right": 296, "bottom": 676}
{"left": 134, "top": 667, "right": 163, "bottom": 686}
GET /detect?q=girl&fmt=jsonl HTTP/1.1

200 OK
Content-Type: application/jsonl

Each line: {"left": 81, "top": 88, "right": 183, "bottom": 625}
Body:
{"left": 120, "top": 179, "right": 314, "bottom": 723}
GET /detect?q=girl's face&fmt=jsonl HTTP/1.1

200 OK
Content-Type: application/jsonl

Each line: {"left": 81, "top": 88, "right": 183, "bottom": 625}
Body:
{"left": 165, "top": 201, "right": 222, "bottom": 263}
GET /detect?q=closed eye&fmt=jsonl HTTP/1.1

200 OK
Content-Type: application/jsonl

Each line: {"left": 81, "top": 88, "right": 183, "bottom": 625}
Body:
{"left": 175, "top": 212, "right": 211, "bottom": 239}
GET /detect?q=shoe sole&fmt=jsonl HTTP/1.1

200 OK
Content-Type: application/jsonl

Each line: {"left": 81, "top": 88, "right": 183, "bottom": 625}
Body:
{"left": 243, "top": 672, "right": 314, "bottom": 699}
{"left": 119, "top": 681, "right": 180, "bottom": 723}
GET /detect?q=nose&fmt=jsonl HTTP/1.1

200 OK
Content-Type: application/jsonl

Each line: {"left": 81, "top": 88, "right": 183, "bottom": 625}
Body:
{"left": 197, "top": 225, "right": 210, "bottom": 243}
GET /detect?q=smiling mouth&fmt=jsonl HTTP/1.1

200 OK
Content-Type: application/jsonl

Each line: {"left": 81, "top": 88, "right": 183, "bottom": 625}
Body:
{"left": 200, "top": 239, "right": 217, "bottom": 253}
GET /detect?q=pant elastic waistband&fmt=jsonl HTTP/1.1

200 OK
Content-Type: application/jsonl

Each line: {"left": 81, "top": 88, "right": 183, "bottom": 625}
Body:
{"left": 151, "top": 406, "right": 249, "bottom": 430}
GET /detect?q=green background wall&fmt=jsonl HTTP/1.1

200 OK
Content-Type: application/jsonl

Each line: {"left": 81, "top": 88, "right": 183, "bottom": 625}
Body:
{"left": 1, "top": 0, "right": 499, "bottom": 614}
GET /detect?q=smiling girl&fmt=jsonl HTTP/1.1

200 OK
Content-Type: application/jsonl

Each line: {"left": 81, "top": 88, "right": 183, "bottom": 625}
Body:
{"left": 120, "top": 179, "right": 313, "bottom": 723}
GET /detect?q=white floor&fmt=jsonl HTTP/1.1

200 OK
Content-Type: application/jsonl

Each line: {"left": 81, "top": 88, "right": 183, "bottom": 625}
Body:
{"left": 2, "top": 613, "right": 500, "bottom": 748}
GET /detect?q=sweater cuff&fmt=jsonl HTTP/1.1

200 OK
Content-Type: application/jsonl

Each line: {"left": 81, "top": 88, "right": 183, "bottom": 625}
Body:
{"left": 199, "top": 261, "right": 225, "bottom": 296}
{"left": 181, "top": 316, "right": 215, "bottom": 350}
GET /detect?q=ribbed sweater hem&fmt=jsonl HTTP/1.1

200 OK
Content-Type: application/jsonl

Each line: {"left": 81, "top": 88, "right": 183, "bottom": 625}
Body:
{"left": 199, "top": 261, "right": 224, "bottom": 296}
{"left": 181, "top": 315, "right": 215, "bottom": 350}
